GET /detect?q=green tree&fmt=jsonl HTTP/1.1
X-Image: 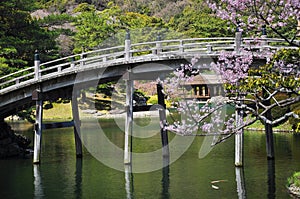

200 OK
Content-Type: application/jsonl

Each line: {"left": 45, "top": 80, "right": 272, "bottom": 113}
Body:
{"left": 0, "top": 0, "right": 58, "bottom": 75}
{"left": 72, "top": 3, "right": 167, "bottom": 53}
{"left": 169, "top": 5, "right": 234, "bottom": 38}
{"left": 72, "top": 3, "right": 123, "bottom": 53}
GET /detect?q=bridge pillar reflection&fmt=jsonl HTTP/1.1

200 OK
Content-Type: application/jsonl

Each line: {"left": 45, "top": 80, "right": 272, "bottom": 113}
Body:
{"left": 32, "top": 89, "right": 43, "bottom": 164}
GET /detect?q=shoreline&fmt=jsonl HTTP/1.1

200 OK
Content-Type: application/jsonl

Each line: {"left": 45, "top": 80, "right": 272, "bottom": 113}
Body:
{"left": 244, "top": 127, "right": 294, "bottom": 133}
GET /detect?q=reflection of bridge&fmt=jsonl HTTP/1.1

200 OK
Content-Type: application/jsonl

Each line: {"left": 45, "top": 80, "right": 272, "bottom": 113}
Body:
{"left": 0, "top": 34, "right": 297, "bottom": 164}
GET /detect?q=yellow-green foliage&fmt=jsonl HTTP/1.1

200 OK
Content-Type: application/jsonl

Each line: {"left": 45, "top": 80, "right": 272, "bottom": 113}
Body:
{"left": 147, "top": 95, "right": 172, "bottom": 108}
{"left": 288, "top": 172, "right": 300, "bottom": 187}
{"left": 43, "top": 102, "right": 72, "bottom": 120}
{"left": 147, "top": 95, "right": 158, "bottom": 105}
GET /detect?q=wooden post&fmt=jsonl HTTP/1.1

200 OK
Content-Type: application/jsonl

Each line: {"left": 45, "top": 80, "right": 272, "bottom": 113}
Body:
{"left": 235, "top": 101, "right": 244, "bottom": 167}
{"left": 72, "top": 94, "right": 83, "bottom": 158}
{"left": 32, "top": 89, "right": 43, "bottom": 164}
{"left": 124, "top": 73, "right": 133, "bottom": 164}
{"left": 206, "top": 44, "right": 212, "bottom": 53}
{"left": 262, "top": 88, "right": 274, "bottom": 159}
{"left": 179, "top": 40, "right": 184, "bottom": 53}
{"left": 157, "top": 83, "right": 169, "bottom": 157}
{"left": 156, "top": 34, "right": 162, "bottom": 55}
{"left": 235, "top": 31, "right": 242, "bottom": 54}
{"left": 125, "top": 30, "right": 131, "bottom": 62}
{"left": 34, "top": 51, "right": 40, "bottom": 81}
{"left": 265, "top": 101, "right": 274, "bottom": 159}
{"left": 70, "top": 56, "right": 75, "bottom": 69}
{"left": 261, "top": 25, "right": 268, "bottom": 47}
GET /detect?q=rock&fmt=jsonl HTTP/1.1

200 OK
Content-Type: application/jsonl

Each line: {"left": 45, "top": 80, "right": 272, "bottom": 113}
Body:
{"left": 288, "top": 184, "right": 300, "bottom": 197}
{"left": 0, "top": 137, "right": 12, "bottom": 146}
{"left": 0, "top": 122, "right": 31, "bottom": 158}
{"left": 8, "top": 143, "right": 21, "bottom": 157}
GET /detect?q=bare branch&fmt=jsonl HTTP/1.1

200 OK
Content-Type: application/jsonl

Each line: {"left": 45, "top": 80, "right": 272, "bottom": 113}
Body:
{"left": 259, "top": 111, "right": 299, "bottom": 126}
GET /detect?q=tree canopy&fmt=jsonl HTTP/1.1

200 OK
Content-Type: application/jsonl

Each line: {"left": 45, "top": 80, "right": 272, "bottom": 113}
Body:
{"left": 0, "top": 0, "right": 58, "bottom": 76}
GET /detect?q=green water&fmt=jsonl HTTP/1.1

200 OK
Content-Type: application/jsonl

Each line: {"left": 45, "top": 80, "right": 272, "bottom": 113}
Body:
{"left": 1, "top": 119, "right": 300, "bottom": 198}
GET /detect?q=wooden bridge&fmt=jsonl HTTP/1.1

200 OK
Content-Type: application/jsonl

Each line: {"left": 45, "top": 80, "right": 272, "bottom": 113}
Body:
{"left": 0, "top": 33, "right": 298, "bottom": 165}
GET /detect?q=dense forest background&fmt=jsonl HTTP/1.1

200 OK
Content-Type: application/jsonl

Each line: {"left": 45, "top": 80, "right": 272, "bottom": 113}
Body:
{"left": 0, "top": 0, "right": 235, "bottom": 76}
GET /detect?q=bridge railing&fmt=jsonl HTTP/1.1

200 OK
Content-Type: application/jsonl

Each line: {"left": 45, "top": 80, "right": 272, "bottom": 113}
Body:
{"left": 243, "top": 37, "right": 299, "bottom": 50}
{"left": 129, "top": 38, "right": 236, "bottom": 57}
{"left": 0, "top": 36, "right": 298, "bottom": 94}
{"left": 0, "top": 66, "right": 35, "bottom": 90}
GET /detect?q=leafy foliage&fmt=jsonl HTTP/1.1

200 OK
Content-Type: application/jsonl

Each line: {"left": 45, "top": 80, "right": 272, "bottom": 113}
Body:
{"left": 0, "top": 0, "right": 58, "bottom": 75}
{"left": 72, "top": 3, "right": 167, "bottom": 53}
{"left": 169, "top": 5, "right": 234, "bottom": 38}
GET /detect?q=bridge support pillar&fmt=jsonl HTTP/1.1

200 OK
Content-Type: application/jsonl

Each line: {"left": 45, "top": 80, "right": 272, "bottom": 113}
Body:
{"left": 32, "top": 89, "right": 43, "bottom": 164}
{"left": 263, "top": 89, "right": 274, "bottom": 159}
{"left": 235, "top": 102, "right": 244, "bottom": 167}
{"left": 72, "top": 94, "right": 83, "bottom": 158}
{"left": 157, "top": 83, "right": 169, "bottom": 157}
{"left": 124, "top": 74, "right": 133, "bottom": 165}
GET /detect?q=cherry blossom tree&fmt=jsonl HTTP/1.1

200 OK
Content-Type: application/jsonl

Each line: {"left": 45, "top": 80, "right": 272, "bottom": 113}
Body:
{"left": 208, "top": 0, "right": 300, "bottom": 46}
{"left": 163, "top": 0, "right": 299, "bottom": 160}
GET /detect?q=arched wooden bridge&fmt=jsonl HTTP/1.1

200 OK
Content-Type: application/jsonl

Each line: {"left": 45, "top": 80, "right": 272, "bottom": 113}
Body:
{"left": 0, "top": 34, "right": 298, "bottom": 164}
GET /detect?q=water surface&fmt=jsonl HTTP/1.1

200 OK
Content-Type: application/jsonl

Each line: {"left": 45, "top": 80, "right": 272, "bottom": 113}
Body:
{"left": 1, "top": 120, "right": 299, "bottom": 198}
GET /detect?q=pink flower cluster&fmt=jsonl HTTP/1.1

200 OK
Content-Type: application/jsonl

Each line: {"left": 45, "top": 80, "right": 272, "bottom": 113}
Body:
{"left": 208, "top": 0, "right": 300, "bottom": 33}
{"left": 212, "top": 49, "right": 253, "bottom": 85}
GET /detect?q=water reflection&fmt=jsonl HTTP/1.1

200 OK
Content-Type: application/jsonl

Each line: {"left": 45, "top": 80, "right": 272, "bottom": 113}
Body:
{"left": 267, "top": 159, "right": 276, "bottom": 199}
{"left": 125, "top": 165, "right": 134, "bottom": 199}
{"left": 235, "top": 167, "right": 246, "bottom": 199}
{"left": 33, "top": 165, "right": 44, "bottom": 199}
{"left": 74, "top": 158, "right": 83, "bottom": 199}
{"left": 161, "top": 157, "right": 170, "bottom": 199}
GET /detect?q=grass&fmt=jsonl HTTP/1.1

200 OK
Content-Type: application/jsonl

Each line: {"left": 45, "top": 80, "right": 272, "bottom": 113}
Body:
{"left": 43, "top": 102, "right": 72, "bottom": 120}
{"left": 246, "top": 117, "right": 293, "bottom": 132}
{"left": 288, "top": 172, "right": 300, "bottom": 187}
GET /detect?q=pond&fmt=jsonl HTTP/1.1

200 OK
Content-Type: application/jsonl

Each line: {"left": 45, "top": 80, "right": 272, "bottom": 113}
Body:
{"left": 1, "top": 118, "right": 300, "bottom": 198}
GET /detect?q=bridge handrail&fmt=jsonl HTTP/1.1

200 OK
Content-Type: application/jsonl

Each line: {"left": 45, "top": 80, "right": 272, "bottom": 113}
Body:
{"left": 0, "top": 37, "right": 298, "bottom": 95}
{"left": 0, "top": 71, "right": 35, "bottom": 87}
{"left": 0, "top": 66, "right": 34, "bottom": 81}
{"left": 40, "top": 45, "right": 125, "bottom": 67}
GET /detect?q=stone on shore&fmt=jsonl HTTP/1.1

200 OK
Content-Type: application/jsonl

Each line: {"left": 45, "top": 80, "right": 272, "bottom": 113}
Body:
{"left": 0, "top": 121, "right": 31, "bottom": 158}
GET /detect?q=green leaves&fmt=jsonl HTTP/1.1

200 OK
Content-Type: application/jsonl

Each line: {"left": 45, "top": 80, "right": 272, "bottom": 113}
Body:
{"left": 72, "top": 4, "right": 168, "bottom": 53}
{"left": 0, "top": 0, "right": 59, "bottom": 75}
{"left": 169, "top": 5, "right": 234, "bottom": 38}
